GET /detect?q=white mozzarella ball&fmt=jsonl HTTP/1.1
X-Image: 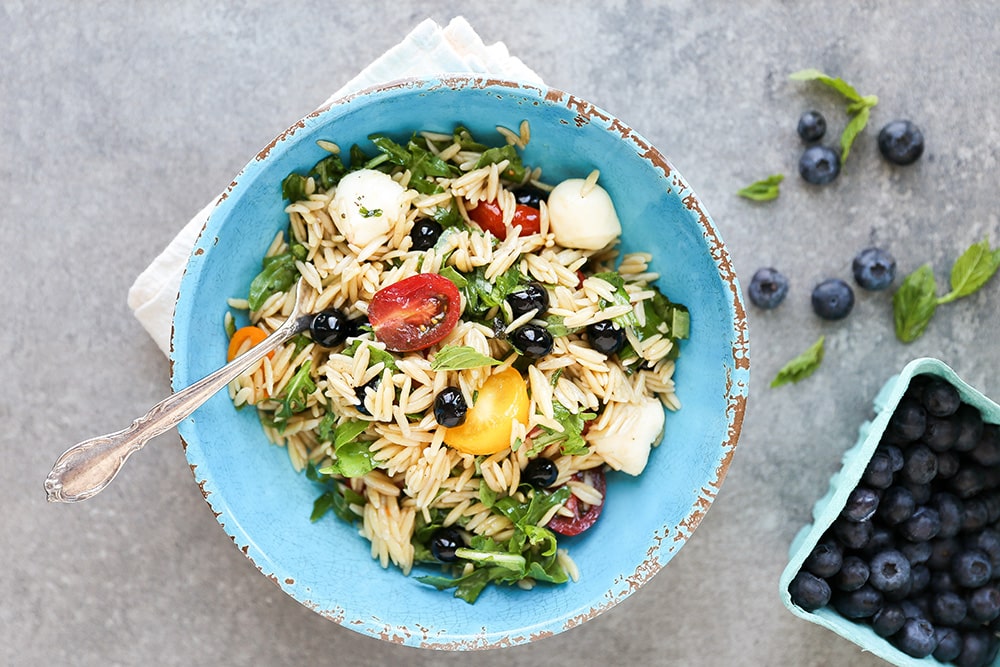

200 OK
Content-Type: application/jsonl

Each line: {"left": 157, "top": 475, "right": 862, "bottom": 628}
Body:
{"left": 546, "top": 178, "right": 622, "bottom": 250}
{"left": 329, "top": 169, "right": 407, "bottom": 248}
{"left": 588, "top": 396, "right": 665, "bottom": 476}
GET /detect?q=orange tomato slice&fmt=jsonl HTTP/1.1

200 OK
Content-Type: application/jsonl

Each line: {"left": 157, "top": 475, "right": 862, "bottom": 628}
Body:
{"left": 227, "top": 325, "right": 272, "bottom": 362}
{"left": 444, "top": 367, "right": 529, "bottom": 455}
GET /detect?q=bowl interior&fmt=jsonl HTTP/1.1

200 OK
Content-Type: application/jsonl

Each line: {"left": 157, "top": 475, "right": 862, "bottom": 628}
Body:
{"left": 171, "top": 76, "right": 749, "bottom": 649}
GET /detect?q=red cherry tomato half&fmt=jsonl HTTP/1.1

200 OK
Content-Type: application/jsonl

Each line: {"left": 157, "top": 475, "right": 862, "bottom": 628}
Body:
{"left": 367, "top": 273, "right": 462, "bottom": 352}
{"left": 467, "top": 199, "right": 541, "bottom": 240}
{"left": 547, "top": 469, "right": 606, "bottom": 536}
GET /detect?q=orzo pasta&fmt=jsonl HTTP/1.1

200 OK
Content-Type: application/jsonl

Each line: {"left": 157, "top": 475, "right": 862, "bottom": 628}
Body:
{"left": 224, "top": 123, "right": 689, "bottom": 602}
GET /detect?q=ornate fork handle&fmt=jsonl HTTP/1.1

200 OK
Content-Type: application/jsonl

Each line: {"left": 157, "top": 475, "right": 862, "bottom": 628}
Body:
{"left": 44, "top": 306, "right": 312, "bottom": 504}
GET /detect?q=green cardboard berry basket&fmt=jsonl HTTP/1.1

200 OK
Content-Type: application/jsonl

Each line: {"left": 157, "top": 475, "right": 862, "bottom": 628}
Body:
{"left": 779, "top": 357, "right": 1000, "bottom": 666}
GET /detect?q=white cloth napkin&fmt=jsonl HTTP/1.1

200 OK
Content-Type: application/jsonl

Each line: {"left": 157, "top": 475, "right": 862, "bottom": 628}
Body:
{"left": 127, "top": 16, "right": 543, "bottom": 356}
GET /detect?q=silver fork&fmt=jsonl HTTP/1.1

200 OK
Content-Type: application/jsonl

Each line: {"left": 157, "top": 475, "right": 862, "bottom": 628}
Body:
{"left": 44, "top": 278, "right": 311, "bottom": 503}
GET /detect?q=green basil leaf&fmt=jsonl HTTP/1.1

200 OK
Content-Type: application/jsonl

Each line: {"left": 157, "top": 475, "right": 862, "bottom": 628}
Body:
{"left": 893, "top": 264, "right": 939, "bottom": 343}
{"left": 275, "top": 360, "right": 315, "bottom": 420}
{"left": 737, "top": 174, "right": 784, "bottom": 201}
{"left": 281, "top": 173, "right": 309, "bottom": 202}
{"left": 333, "top": 419, "right": 369, "bottom": 450}
{"left": 248, "top": 251, "right": 299, "bottom": 311}
{"left": 474, "top": 144, "right": 526, "bottom": 182}
{"left": 430, "top": 345, "right": 501, "bottom": 371}
{"left": 941, "top": 238, "right": 1000, "bottom": 302}
{"left": 770, "top": 336, "right": 825, "bottom": 388}
{"left": 839, "top": 104, "right": 870, "bottom": 163}
{"left": 789, "top": 69, "right": 864, "bottom": 103}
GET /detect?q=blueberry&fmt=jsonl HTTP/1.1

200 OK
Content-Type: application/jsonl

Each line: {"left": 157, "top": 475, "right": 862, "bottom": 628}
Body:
{"left": 354, "top": 375, "right": 381, "bottom": 415}
{"left": 901, "top": 540, "right": 933, "bottom": 566}
{"left": 861, "top": 524, "right": 897, "bottom": 559}
{"left": 747, "top": 267, "right": 789, "bottom": 309}
{"left": 932, "top": 590, "right": 968, "bottom": 626}
{"left": 510, "top": 324, "right": 554, "bottom": 358}
{"left": 862, "top": 452, "right": 895, "bottom": 489}
{"left": 833, "top": 516, "right": 874, "bottom": 550}
{"left": 923, "top": 415, "right": 960, "bottom": 452}
{"left": 799, "top": 144, "right": 841, "bottom": 185}
{"left": 931, "top": 493, "right": 964, "bottom": 539}
{"left": 409, "top": 218, "right": 443, "bottom": 251}
{"left": 512, "top": 183, "right": 548, "bottom": 209}
{"left": 931, "top": 570, "right": 957, "bottom": 594}
{"left": 950, "top": 467, "right": 991, "bottom": 499}
{"left": 872, "top": 603, "right": 907, "bottom": 637}
{"left": 852, "top": 247, "right": 897, "bottom": 291}
{"left": 878, "top": 119, "right": 925, "bottom": 166}
{"left": 954, "top": 404, "right": 985, "bottom": 451}
{"left": 879, "top": 444, "right": 905, "bottom": 472}
{"left": 841, "top": 486, "right": 880, "bottom": 522}
{"left": 433, "top": 387, "right": 468, "bottom": 427}
{"left": 788, "top": 571, "right": 831, "bottom": 612}
{"left": 797, "top": 110, "right": 827, "bottom": 142}
{"left": 888, "top": 397, "right": 927, "bottom": 442}
{"left": 954, "top": 631, "right": 994, "bottom": 667}
{"left": 930, "top": 537, "right": 963, "bottom": 571}
{"left": 310, "top": 308, "right": 350, "bottom": 347}
{"left": 966, "top": 529, "right": 1000, "bottom": 570}
{"left": 804, "top": 540, "right": 843, "bottom": 578}
{"left": 877, "top": 486, "right": 916, "bottom": 526}
{"left": 934, "top": 626, "right": 964, "bottom": 663}
{"left": 429, "top": 526, "right": 465, "bottom": 562}
{"left": 810, "top": 278, "right": 854, "bottom": 320}
{"left": 953, "top": 550, "right": 993, "bottom": 589}
{"left": 902, "top": 443, "right": 938, "bottom": 485}
{"left": 969, "top": 425, "right": 1000, "bottom": 466}
{"left": 832, "top": 555, "right": 870, "bottom": 592}
{"left": 832, "top": 584, "right": 883, "bottom": 619}
{"left": 506, "top": 282, "right": 549, "bottom": 319}
{"left": 869, "top": 549, "right": 912, "bottom": 593}
{"left": 585, "top": 320, "right": 626, "bottom": 355}
{"left": 968, "top": 585, "right": 1000, "bottom": 623}
{"left": 893, "top": 618, "right": 938, "bottom": 658}
{"left": 905, "top": 481, "right": 933, "bottom": 506}
{"left": 522, "top": 457, "right": 559, "bottom": 488}
{"left": 962, "top": 499, "right": 991, "bottom": 533}
{"left": 919, "top": 378, "right": 961, "bottom": 417}
{"left": 911, "top": 564, "right": 931, "bottom": 595}
{"left": 936, "top": 451, "right": 961, "bottom": 479}
{"left": 901, "top": 506, "right": 942, "bottom": 542}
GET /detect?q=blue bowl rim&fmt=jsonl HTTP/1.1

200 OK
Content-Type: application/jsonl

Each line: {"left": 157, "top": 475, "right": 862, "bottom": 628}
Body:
{"left": 169, "top": 74, "right": 751, "bottom": 649}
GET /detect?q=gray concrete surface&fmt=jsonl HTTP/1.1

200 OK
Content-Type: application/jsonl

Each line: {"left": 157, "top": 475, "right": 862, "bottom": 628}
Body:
{"left": 4, "top": 2, "right": 1000, "bottom": 665}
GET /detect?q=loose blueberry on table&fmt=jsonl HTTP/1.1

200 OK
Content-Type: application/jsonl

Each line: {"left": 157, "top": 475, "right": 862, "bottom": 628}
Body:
{"left": 799, "top": 144, "right": 841, "bottom": 185}
{"left": 797, "top": 110, "right": 827, "bottom": 142}
{"left": 852, "top": 247, "right": 897, "bottom": 291}
{"left": 811, "top": 278, "right": 855, "bottom": 320}
{"left": 747, "top": 267, "right": 789, "bottom": 309}
{"left": 788, "top": 373, "right": 1000, "bottom": 665}
{"left": 878, "top": 119, "right": 925, "bottom": 166}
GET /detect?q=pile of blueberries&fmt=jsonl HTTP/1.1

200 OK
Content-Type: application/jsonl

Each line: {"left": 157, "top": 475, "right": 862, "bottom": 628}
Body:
{"left": 788, "top": 374, "right": 1000, "bottom": 665}
{"left": 747, "top": 111, "right": 925, "bottom": 320}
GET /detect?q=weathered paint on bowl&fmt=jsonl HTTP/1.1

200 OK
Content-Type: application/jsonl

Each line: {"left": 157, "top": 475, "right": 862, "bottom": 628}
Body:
{"left": 781, "top": 358, "right": 1000, "bottom": 666}
{"left": 171, "top": 76, "right": 749, "bottom": 649}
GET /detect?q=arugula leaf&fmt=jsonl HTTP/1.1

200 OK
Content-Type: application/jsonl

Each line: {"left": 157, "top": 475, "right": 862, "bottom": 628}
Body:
{"left": 737, "top": 174, "right": 784, "bottom": 201}
{"left": 309, "top": 153, "right": 347, "bottom": 189}
{"left": 530, "top": 402, "right": 595, "bottom": 456}
{"left": 939, "top": 238, "right": 1000, "bottom": 303}
{"left": 452, "top": 126, "right": 489, "bottom": 152}
{"left": 275, "top": 360, "right": 315, "bottom": 420}
{"left": 640, "top": 288, "right": 690, "bottom": 342}
{"left": 430, "top": 345, "right": 501, "bottom": 371}
{"left": 281, "top": 173, "right": 309, "bottom": 202}
{"left": 342, "top": 339, "right": 398, "bottom": 372}
{"left": 474, "top": 144, "right": 527, "bottom": 182}
{"left": 770, "top": 336, "right": 825, "bottom": 388}
{"left": 459, "top": 265, "right": 528, "bottom": 320}
{"left": 790, "top": 69, "right": 879, "bottom": 163}
{"left": 318, "top": 419, "right": 375, "bottom": 478}
{"left": 247, "top": 243, "right": 306, "bottom": 311}
{"left": 437, "top": 265, "right": 468, "bottom": 288}
{"left": 893, "top": 264, "right": 939, "bottom": 343}
{"left": 591, "top": 272, "right": 640, "bottom": 328}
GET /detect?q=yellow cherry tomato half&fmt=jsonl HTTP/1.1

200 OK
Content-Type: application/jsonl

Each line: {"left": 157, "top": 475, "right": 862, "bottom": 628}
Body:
{"left": 444, "top": 367, "right": 529, "bottom": 455}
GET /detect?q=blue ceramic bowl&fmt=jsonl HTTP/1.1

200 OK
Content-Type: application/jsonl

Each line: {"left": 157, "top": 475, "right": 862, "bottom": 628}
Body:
{"left": 171, "top": 76, "right": 749, "bottom": 649}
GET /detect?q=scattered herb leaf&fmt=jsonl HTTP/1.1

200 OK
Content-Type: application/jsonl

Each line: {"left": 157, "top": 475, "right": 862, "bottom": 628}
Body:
{"left": 771, "top": 336, "right": 825, "bottom": 388}
{"left": 737, "top": 174, "right": 784, "bottom": 201}
{"left": 939, "top": 238, "right": 1000, "bottom": 303}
